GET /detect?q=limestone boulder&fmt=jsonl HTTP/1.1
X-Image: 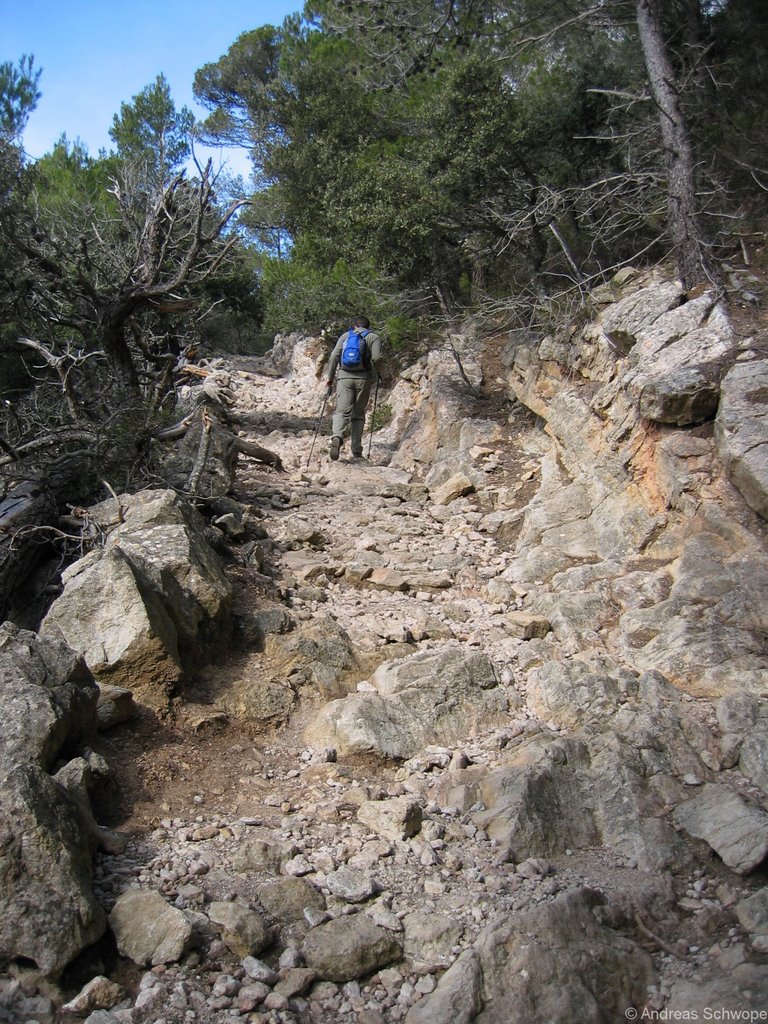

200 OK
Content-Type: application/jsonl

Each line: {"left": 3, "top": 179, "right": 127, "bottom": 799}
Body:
{"left": 109, "top": 890, "right": 193, "bottom": 965}
{"left": 620, "top": 296, "right": 735, "bottom": 425}
{"left": 256, "top": 877, "right": 326, "bottom": 931}
{"left": 600, "top": 280, "right": 684, "bottom": 354}
{"left": 304, "top": 646, "right": 508, "bottom": 759}
{"left": 61, "top": 976, "right": 125, "bottom": 1016}
{"left": 232, "top": 837, "right": 299, "bottom": 875}
{"left": 41, "top": 547, "right": 183, "bottom": 708}
{"left": 0, "top": 764, "right": 106, "bottom": 976}
{"left": 0, "top": 622, "right": 98, "bottom": 770}
{"left": 357, "top": 796, "right": 423, "bottom": 841}
{"left": 105, "top": 489, "right": 232, "bottom": 654}
{"left": 672, "top": 783, "right": 768, "bottom": 873}
{"left": 206, "top": 901, "right": 273, "bottom": 957}
{"left": 302, "top": 915, "right": 401, "bottom": 982}
{"left": 41, "top": 489, "right": 232, "bottom": 709}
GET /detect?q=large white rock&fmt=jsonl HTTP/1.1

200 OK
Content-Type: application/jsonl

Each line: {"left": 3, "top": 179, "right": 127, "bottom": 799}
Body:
{"left": 109, "top": 890, "right": 192, "bottom": 966}
{"left": 673, "top": 783, "right": 768, "bottom": 874}
{"left": 304, "top": 646, "right": 508, "bottom": 758}
{"left": 41, "top": 547, "right": 182, "bottom": 707}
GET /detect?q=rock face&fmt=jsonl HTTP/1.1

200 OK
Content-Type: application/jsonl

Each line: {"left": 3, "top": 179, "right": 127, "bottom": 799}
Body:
{"left": 500, "top": 272, "right": 765, "bottom": 698}
{"left": 404, "top": 889, "right": 654, "bottom": 1024}
{"left": 617, "top": 287, "right": 735, "bottom": 424}
{"left": 672, "top": 784, "right": 768, "bottom": 874}
{"left": 0, "top": 623, "right": 105, "bottom": 977}
{"left": 41, "top": 489, "right": 232, "bottom": 709}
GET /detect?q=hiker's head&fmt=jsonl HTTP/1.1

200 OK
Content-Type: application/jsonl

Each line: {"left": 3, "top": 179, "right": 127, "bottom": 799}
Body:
{"left": 353, "top": 316, "right": 370, "bottom": 330}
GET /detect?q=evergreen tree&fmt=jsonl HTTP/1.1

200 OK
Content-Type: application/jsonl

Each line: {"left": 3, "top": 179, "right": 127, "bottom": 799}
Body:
{"left": 0, "top": 55, "right": 41, "bottom": 141}
{"left": 109, "top": 73, "right": 194, "bottom": 183}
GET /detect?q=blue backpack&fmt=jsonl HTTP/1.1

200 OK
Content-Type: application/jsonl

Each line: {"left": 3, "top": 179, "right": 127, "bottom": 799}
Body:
{"left": 340, "top": 328, "right": 370, "bottom": 371}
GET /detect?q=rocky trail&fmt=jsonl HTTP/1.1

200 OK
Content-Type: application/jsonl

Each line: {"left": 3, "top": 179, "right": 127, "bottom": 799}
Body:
{"left": 85, "top": 347, "right": 567, "bottom": 1023}
{"left": 4, "top": 268, "right": 768, "bottom": 1024}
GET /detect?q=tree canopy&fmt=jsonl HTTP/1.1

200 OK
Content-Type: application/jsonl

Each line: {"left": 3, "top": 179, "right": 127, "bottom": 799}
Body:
{"left": 191, "top": 0, "right": 766, "bottom": 332}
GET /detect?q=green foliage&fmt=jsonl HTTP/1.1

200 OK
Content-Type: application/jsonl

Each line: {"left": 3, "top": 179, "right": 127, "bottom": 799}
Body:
{"left": 34, "top": 136, "right": 120, "bottom": 228}
{"left": 196, "top": 247, "right": 266, "bottom": 354}
{"left": 381, "top": 314, "right": 421, "bottom": 353}
{"left": 370, "top": 401, "right": 393, "bottom": 431}
{"left": 259, "top": 252, "right": 375, "bottom": 335}
{"left": 0, "top": 55, "right": 41, "bottom": 141}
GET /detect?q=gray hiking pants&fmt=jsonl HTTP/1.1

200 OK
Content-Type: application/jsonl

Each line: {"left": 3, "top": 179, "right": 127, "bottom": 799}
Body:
{"left": 332, "top": 376, "right": 372, "bottom": 454}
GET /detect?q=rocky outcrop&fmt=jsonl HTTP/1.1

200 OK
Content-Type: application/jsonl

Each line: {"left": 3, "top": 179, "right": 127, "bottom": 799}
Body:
{"left": 109, "top": 890, "right": 193, "bottom": 966}
{"left": 498, "top": 270, "right": 765, "bottom": 698}
{"left": 473, "top": 888, "right": 655, "bottom": 1024}
{"left": 612, "top": 285, "right": 734, "bottom": 424}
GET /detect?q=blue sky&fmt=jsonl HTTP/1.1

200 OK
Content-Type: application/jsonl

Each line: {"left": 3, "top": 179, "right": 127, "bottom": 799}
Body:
{"left": 3, "top": 0, "right": 302, "bottom": 178}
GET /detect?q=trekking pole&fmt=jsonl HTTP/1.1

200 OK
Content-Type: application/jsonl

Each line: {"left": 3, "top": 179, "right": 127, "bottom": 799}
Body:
{"left": 307, "top": 387, "right": 331, "bottom": 469}
{"left": 367, "top": 375, "right": 380, "bottom": 459}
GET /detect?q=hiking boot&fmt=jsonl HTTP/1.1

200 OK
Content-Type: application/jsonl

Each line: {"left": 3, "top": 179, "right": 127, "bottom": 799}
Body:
{"left": 351, "top": 452, "right": 366, "bottom": 460}
{"left": 329, "top": 437, "right": 341, "bottom": 461}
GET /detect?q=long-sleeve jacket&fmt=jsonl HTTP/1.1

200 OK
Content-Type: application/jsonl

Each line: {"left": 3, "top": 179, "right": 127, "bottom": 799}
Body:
{"left": 324, "top": 329, "right": 383, "bottom": 383}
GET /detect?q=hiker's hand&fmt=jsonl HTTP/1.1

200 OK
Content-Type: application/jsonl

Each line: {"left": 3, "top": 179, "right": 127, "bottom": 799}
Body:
{"left": 326, "top": 380, "right": 334, "bottom": 393}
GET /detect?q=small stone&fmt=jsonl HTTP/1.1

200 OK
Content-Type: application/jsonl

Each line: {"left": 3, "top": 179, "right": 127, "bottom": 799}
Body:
{"left": 61, "top": 976, "right": 125, "bottom": 1014}
{"left": 264, "top": 991, "right": 289, "bottom": 1010}
{"left": 284, "top": 855, "right": 315, "bottom": 876}
{"left": 242, "top": 957, "right": 279, "bottom": 985}
{"left": 237, "top": 983, "right": 271, "bottom": 1011}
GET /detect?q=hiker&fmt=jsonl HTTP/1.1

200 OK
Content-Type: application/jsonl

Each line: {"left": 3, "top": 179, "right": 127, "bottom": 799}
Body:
{"left": 323, "top": 316, "right": 384, "bottom": 461}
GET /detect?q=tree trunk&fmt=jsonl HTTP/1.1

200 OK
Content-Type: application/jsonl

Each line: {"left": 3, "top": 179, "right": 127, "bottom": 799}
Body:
{"left": 635, "top": 0, "right": 719, "bottom": 289}
{"left": 100, "top": 314, "right": 140, "bottom": 390}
